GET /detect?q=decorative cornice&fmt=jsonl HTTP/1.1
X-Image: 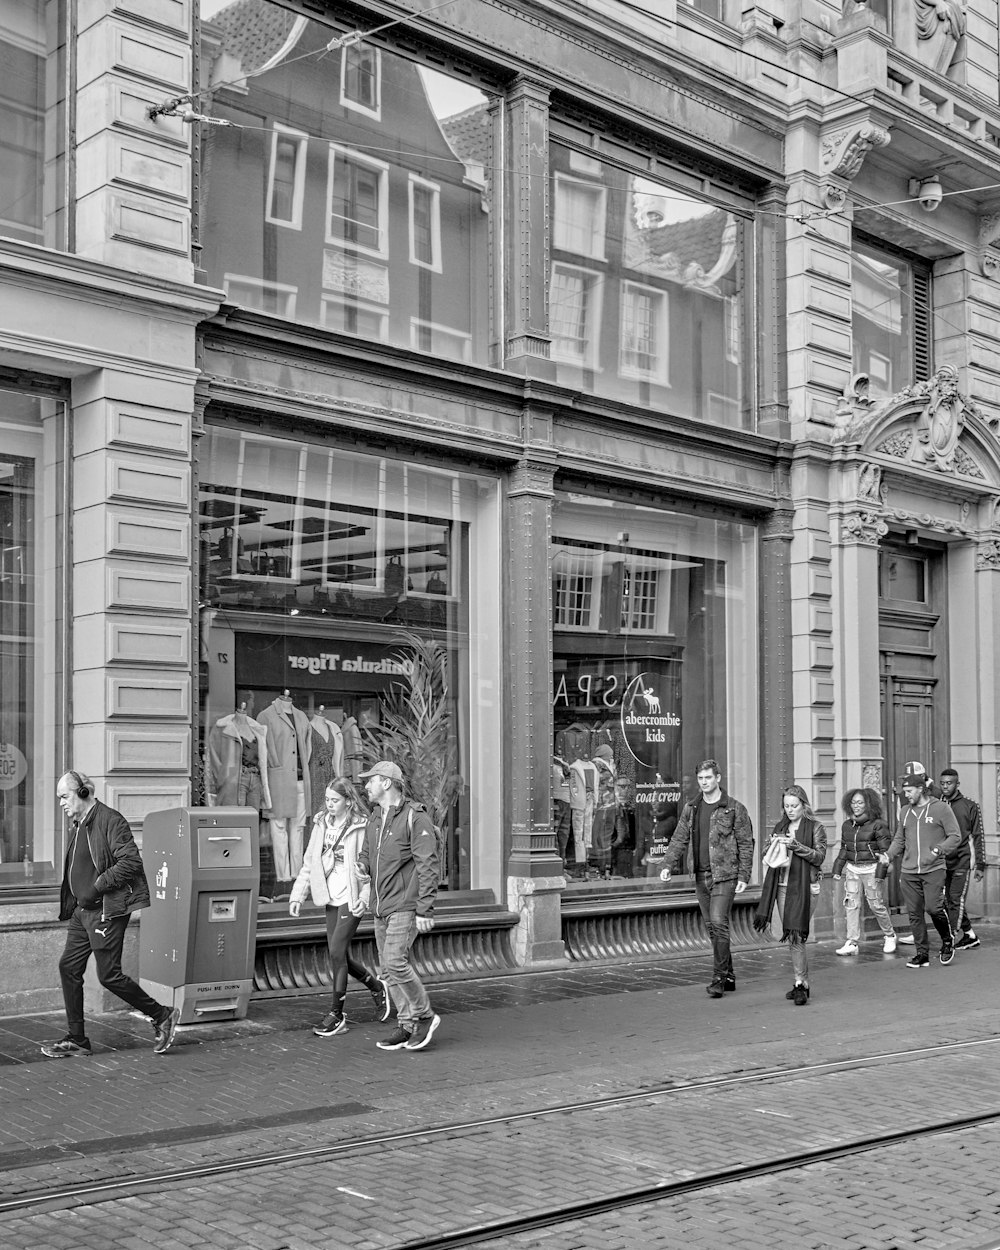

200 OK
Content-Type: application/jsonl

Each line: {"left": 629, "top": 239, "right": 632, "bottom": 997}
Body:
{"left": 885, "top": 507, "right": 971, "bottom": 536}
{"left": 821, "top": 121, "right": 891, "bottom": 180}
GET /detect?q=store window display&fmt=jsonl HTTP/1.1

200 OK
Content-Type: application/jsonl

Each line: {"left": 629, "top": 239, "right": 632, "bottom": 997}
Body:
{"left": 198, "top": 425, "right": 502, "bottom": 902}
{"left": 552, "top": 492, "right": 759, "bottom": 890}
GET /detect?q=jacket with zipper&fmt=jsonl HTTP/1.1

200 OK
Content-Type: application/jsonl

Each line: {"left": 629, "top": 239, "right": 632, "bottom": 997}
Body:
{"left": 290, "top": 813, "right": 370, "bottom": 913}
{"left": 833, "top": 816, "right": 891, "bottom": 875}
{"left": 357, "top": 800, "right": 438, "bottom": 919}
{"left": 58, "top": 800, "right": 151, "bottom": 922}
{"left": 941, "top": 791, "right": 985, "bottom": 868}
{"left": 887, "top": 797, "right": 961, "bottom": 875}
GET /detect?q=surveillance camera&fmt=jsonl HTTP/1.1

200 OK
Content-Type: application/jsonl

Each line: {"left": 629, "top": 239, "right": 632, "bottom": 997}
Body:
{"left": 917, "top": 177, "right": 943, "bottom": 212}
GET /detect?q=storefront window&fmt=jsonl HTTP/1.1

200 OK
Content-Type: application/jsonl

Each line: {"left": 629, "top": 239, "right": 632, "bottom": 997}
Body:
{"left": 199, "top": 0, "right": 491, "bottom": 362}
{"left": 0, "top": 0, "right": 68, "bottom": 249}
{"left": 552, "top": 492, "right": 758, "bottom": 890}
{"left": 0, "top": 389, "right": 65, "bottom": 891}
{"left": 548, "top": 143, "right": 751, "bottom": 426}
{"left": 198, "top": 425, "right": 501, "bottom": 902}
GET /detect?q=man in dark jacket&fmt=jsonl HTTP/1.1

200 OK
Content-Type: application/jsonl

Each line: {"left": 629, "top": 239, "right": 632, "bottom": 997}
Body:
{"left": 357, "top": 760, "right": 440, "bottom": 1051}
{"left": 939, "top": 768, "right": 986, "bottom": 950}
{"left": 659, "top": 759, "right": 754, "bottom": 998}
{"left": 41, "top": 771, "right": 179, "bottom": 1058}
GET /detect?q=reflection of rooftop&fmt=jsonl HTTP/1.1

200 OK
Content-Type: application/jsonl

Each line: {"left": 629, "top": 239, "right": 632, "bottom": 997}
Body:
{"left": 209, "top": 0, "right": 300, "bottom": 77}
{"left": 643, "top": 208, "right": 728, "bottom": 273}
{"left": 440, "top": 103, "right": 491, "bottom": 183}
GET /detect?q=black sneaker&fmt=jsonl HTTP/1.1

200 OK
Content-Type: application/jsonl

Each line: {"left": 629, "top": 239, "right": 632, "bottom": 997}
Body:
{"left": 370, "top": 979, "right": 392, "bottom": 1023}
{"left": 939, "top": 943, "right": 955, "bottom": 966}
{"left": 376, "top": 1025, "right": 412, "bottom": 1051}
{"left": 955, "top": 933, "right": 980, "bottom": 951}
{"left": 905, "top": 954, "right": 930, "bottom": 969}
{"left": 313, "top": 1012, "right": 348, "bottom": 1037}
{"left": 792, "top": 984, "right": 810, "bottom": 1006}
{"left": 723, "top": 976, "right": 736, "bottom": 993}
{"left": 405, "top": 1014, "right": 441, "bottom": 1051}
{"left": 153, "top": 1007, "right": 180, "bottom": 1055}
{"left": 706, "top": 981, "right": 725, "bottom": 999}
{"left": 40, "top": 1036, "right": 92, "bottom": 1059}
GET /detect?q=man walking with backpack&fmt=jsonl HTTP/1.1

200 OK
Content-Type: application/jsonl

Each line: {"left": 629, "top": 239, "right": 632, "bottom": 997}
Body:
{"left": 357, "top": 761, "right": 441, "bottom": 1051}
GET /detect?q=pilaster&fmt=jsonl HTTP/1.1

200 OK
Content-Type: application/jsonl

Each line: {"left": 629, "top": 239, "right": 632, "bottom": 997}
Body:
{"left": 503, "top": 78, "right": 555, "bottom": 378}
{"left": 504, "top": 439, "right": 566, "bottom": 963}
{"left": 75, "top": 0, "right": 194, "bottom": 280}
{"left": 756, "top": 184, "right": 790, "bottom": 440}
{"left": 71, "top": 369, "right": 196, "bottom": 829}
{"left": 760, "top": 503, "right": 794, "bottom": 828}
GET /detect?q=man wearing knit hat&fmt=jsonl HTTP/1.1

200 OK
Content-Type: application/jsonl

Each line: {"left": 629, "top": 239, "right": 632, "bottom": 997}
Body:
{"left": 886, "top": 764, "right": 961, "bottom": 969}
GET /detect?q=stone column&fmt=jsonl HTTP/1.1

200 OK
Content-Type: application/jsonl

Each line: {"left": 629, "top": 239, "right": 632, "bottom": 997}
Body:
{"left": 75, "top": 0, "right": 194, "bottom": 280}
{"left": 757, "top": 184, "right": 789, "bottom": 440}
{"left": 760, "top": 502, "right": 793, "bottom": 830}
{"left": 503, "top": 77, "right": 554, "bottom": 377}
{"left": 505, "top": 441, "right": 567, "bottom": 965}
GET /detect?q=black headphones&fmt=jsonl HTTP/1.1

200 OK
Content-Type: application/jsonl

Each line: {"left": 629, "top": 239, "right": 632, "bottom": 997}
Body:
{"left": 67, "top": 770, "right": 92, "bottom": 800}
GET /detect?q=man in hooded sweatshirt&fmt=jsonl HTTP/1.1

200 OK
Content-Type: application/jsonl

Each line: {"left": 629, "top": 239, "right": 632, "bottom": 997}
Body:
{"left": 886, "top": 764, "right": 961, "bottom": 970}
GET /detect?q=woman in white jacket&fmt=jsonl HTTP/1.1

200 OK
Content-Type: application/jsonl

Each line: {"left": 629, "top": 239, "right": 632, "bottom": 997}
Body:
{"left": 290, "top": 777, "right": 389, "bottom": 1036}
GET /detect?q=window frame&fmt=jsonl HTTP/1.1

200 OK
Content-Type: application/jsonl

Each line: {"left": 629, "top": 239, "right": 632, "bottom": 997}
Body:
{"left": 223, "top": 273, "right": 298, "bottom": 318}
{"left": 553, "top": 172, "right": 608, "bottom": 261}
{"left": 407, "top": 174, "right": 442, "bottom": 272}
{"left": 265, "top": 124, "right": 309, "bottom": 229}
{"left": 340, "top": 42, "right": 382, "bottom": 120}
{"left": 322, "top": 294, "right": 390, "bottom": 341}
{"left": 619, "top": 280, "right": 670, "bottom": 385}
{"left": 550, "top": 262, "right": 603, "bottom": 369}
{"left": 409, "top": 318, "right": 472, "bottom": 361}
{"left": 326, "top": 144, "right": 390, "bottom": 259}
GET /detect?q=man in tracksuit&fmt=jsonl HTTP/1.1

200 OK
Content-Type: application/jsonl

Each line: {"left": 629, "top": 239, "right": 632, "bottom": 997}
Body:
{"left": 357, "top": 760, "right": 440, "bottom": 1051}
{"left": 887, "top": 765, "right": 961, "bottom": 969}
{"left": 939, "top": 768, "right": 986, "bottom": 950}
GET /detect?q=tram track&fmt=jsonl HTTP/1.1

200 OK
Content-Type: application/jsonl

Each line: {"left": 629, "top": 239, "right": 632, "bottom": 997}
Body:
{"left": 2, "top": 1032, "right": 999, "bottom": 1220}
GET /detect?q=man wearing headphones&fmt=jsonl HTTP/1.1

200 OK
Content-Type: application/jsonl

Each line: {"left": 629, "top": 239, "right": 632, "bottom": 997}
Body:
{"left": 41, "top": 771, "right": 180, "bottom": 1058}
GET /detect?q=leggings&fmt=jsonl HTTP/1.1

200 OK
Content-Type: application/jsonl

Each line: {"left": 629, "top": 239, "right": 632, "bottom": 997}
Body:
{"left": 325, "top": 904, "right": 377, "bottom": 1015}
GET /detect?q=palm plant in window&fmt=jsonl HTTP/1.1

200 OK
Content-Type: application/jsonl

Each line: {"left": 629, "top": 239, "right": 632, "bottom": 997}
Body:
{"left": 362, "top": 630, "right": 464, "bottom": 885}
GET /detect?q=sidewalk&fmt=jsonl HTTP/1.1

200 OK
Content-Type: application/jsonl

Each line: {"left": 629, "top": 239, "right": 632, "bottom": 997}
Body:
{"left": 0, "top": 927, "right": 997, "bottom": 1195}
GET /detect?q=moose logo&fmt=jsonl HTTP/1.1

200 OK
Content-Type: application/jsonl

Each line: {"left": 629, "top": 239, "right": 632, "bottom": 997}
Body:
{"left": 620, "top": 673, "right": 680, "bottom": 768}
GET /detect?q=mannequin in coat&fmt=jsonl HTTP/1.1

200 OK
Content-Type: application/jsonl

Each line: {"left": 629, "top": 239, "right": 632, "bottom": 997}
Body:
{"left": 258, "top": 693, "right": 312, "bottom": 885}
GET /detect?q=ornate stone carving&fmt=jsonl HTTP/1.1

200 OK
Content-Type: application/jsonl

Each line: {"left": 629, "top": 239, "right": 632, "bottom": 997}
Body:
{"left": 833, "top": 373, "right": 877, "bottom": 442}
{"left": 916, "top": 0, "right": 967, "bottom": 75}
{"left": 978, "top": 212, "right": 1000, "bottom": 278}
{"left": 885, "top": 507, "right": 970, "bottom": 536}
{"left": 976, "top": 539, "right": 1000, "bottom": 570}
{"left": 822, "top": 183, "right": 848, "bottom": 213}
{"left": 861, "top": 762, "right": 882, "bottom": 791}
{"left": 821, "top": 122, "right": 891, "bottom": 180}
{"left": 911, "top": 364, "right": 966, "bottom": 471}
{"left": 841, "top": 510, "right": 888, "bottom": 545}
{"left": 876, "top": 430, "right": 913, "bottom": 459}
{"left": 953, "top": 444, "right": 985, "bottom": 479}
{"left": 857, "top": 462, "right": 883, "bottom": 503}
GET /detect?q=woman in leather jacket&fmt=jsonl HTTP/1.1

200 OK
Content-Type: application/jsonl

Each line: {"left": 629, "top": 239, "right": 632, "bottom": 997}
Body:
{"left": 832, "top": 787, "right": 895, "bottom": 956}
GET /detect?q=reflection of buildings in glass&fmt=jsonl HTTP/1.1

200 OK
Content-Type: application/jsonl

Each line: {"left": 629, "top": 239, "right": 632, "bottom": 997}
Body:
{"left": 199, "top": 1, "right": 489, "bottom": 360}
{"left": 549, "top": 147, "right": 744, "bottom": 424}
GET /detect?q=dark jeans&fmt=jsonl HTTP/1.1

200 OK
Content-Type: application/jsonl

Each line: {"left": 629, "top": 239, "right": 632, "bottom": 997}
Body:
{"left": 694, "top": 872, "right": 737, "bottom": 984}
{"left": 324, "top": 904, "right": 377, "bottom": 1015}
{"left": 943, "top": 859, "right": 972, "bottom": 937}
{"left": 900, "top": 869, "right": 951, "bottom": 958}
{"left": 553, "top": 801, "right": 572, "bottom": 862}
{"left": 59, "top": 907, "right": 167, "bottom": 1043}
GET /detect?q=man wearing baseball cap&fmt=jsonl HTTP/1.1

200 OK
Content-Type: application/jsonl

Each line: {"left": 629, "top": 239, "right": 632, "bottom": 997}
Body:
{"left": 356, "top": 760, "right": 441, "bottom": 1051}
{"left": 886, "top": 764, "right": 961, "bottom": 969}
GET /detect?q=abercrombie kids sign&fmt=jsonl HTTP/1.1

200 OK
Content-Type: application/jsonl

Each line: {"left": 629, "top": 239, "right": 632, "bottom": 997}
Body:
{"left": 235, "top": 634, "right": 411, "bottom": 693}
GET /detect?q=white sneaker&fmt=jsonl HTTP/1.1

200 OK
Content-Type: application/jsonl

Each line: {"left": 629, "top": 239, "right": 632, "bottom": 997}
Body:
{"left": 836, "top": 941, "right": 859, "bottom": 956}
{"left": 882, "top": 934, "right": 897, "bottom": 953}
{"left": 898, "top": 934, "right": 915, "bottom": 945}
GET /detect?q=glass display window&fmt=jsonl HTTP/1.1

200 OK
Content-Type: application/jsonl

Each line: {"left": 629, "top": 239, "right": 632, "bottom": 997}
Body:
{"left": 0, "top": 0, "right": 68, "bottom": 249}
{"left": 547, "top": 142, "right": 752, "bottom": 426}
{"left": 552, "top": 492, "right": 758, "bottom": 890}
{"left": 198, "top": 425, "right": 501, "bottom": 900}
{"left": 0, "top": 389, "right": 65, "bottom": 892}
{"left": 199, "top": 0, "right": 491, "bottom": 362}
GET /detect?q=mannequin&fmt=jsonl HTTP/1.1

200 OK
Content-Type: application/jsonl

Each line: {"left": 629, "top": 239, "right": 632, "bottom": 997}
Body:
{"left": 552, "top": 755, "right": 572, "bottom": 872}
{"left": 309, "top": 705, "right": 344, "bottom": 809}
{"left": 205, "top": 703, "right": 272, "bottom": 812}
{"left": 569, "top": 754, "right": 599, "bottom": 878}
{"left": 258, "top": 691, "right": 312, "bottom": 891}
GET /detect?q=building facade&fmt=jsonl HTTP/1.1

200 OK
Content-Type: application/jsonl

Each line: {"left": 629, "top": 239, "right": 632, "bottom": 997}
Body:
{"left": 1, "top": 0, "right": 999, "bottom": 1012}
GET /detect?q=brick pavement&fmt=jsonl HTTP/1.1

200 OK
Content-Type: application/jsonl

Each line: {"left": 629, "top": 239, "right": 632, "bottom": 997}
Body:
{"left": 0, "top": 931, "right": 998, "bottom": 1248}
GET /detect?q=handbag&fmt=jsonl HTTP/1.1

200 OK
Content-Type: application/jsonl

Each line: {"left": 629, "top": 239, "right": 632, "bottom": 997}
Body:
{"left": 763, "top": 837, "right": 791, "bottom": 870}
